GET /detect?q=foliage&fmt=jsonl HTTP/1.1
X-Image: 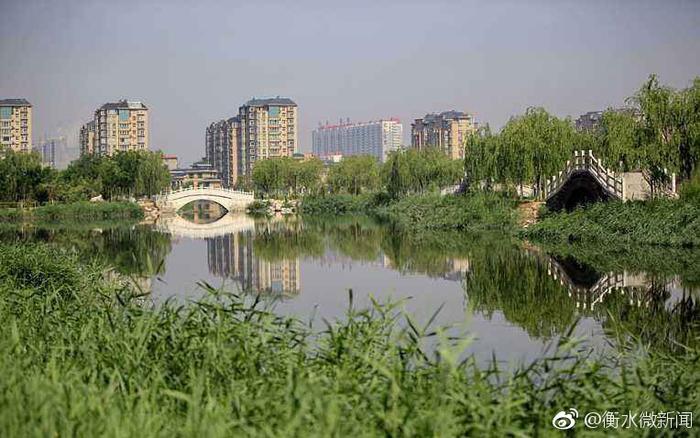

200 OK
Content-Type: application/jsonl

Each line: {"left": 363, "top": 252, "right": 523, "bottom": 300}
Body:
{"left": 0, "top": 150, "right": 170, "bottom": 204}
{"left": 252, "top": 157, "right": 323, "bottom": 198}
{"left": 523, "top": 199, "right": 700, "bottom": 247}
{"left": 375, "top": 193, "right": 518, "bottom": 232}
{"left": 381, "top": 148, "right": 463, "bottom": 198}
{"left": 0, "top": 243, "right": 699, "bottom": 436}
{"left": 0, "top": 201, "right": 143, "bottom": 223}
{"left": 299, "top": 193, "right": 389, "bottom": 216}
{"left": 464, "top": 108, "right": 575, "bottom": 196}
{"left": 327, "top": 155, "right": 380, "bottom": 195}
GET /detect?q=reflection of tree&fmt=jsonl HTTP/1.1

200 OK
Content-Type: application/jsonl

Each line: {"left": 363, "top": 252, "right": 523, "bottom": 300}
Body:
{"left": 0, "top": 223, "right": 172, "bottom": 276}
{"left": 596, "top": 282, "right": 700, "bottom": 352}
{"left": 466, "top": 248, "right": 578, "bottom": 339}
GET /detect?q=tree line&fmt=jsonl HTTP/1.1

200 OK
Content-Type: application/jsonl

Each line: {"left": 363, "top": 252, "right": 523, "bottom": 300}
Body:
{"left": 0, "top": 150, "right": 171, "bottom": 204}
{"left": 251, "top": 149, "right": 464, "bottom": 198}
{"left": 465, "top": 75, "right": 700, "bottom": 197}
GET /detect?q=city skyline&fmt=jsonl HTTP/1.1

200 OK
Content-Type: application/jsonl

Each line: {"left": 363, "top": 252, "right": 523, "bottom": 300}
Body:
{"left": 1, "top": 0, "right": 699, "bottom": 166}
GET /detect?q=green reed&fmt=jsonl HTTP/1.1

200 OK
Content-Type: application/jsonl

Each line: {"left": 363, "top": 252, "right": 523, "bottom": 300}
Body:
{"left": 0, "top": 243, "right": 698, "bottom": 437}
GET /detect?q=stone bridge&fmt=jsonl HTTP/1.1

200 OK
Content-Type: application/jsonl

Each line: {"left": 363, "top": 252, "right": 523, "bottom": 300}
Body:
{"left": 542, "top": 150, "right": 676, "bottom": 211}
{"left": 155, "top": 187, "right": 255, "bottom": 213}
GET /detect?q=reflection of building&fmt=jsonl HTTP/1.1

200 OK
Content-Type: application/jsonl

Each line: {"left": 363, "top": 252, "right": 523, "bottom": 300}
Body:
{"left": 0, "top": 98, "right": 32, "bottom": 153}
{"left": 411, "top": 111, "right": 477, "bottom": 160}
{"left": 171, "top": 159, "right": 222, "bottom": 189}
{"left": 312, "top": 119, "right": 402, "bottom": 163}
{"left": 80, "top": 99, "right": 148, "bottom": 156}
{"left": 207, "top": 232, "right": 300, "bottom": 295}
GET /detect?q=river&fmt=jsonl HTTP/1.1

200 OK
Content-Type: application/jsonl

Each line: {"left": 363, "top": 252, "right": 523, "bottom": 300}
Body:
{"left": 3, "top": 200, "right": 698, "bottom": 365}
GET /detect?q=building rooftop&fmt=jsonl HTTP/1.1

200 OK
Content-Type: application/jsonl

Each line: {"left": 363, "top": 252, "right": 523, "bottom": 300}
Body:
{"left": 418, "top": 111, "right": 473, "bottom": 122}
{"left": 244, "top": 97, "right": 296, "bottom": 107}
{"left": 0, "top": 98, "right": 32, "bottom": 107}
{"left": 99, "top": 99, "right": 148, "bottom": 111}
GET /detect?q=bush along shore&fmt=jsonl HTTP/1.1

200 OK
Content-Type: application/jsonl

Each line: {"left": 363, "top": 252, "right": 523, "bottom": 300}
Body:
{"left": 0, "top": 242, "right": 698, "bottom": 436}
{"left": 300, "top": 192, "right": 519, "bottom": 233}
{"left": 522, "top": 199, "right": 700, "bottom": 248}
{"left": 0, "top": 201, "right": 144, "bottom": 223}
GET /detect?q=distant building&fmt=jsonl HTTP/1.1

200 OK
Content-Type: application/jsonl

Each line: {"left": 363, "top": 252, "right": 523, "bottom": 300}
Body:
{"left": 574, "top": 108, "right": 639, "bottom": 132}
{"left": 162, "top": 154, "right": 179, "bottom": 171}
{"left": 0, "top": 98, "right": 32, "bottom": 153}
{"left": 312, "top": 119, "right": 402, "bottom": 162}
{"left": 575, "top": 111, "right": 604, "bottom": 132}
{"left": 36, "top": 137, "right": 66, "bottom": 168}
{"left": 411, "top": 111, "right": 477, "bottom": 160}
{"left": 80, "top": 99, "right": 148, "bottom": 156}
{"left": 205, "top": 116, "right": 241, "bottom": 187}
{"left": 170, "top": 159, "right": 222, "bottom": 190}
{"left": 79, "top": 120, "right": 96, "bottom": 156}
{"left": 238, "top": 97, "right": 298, "bottom": 178}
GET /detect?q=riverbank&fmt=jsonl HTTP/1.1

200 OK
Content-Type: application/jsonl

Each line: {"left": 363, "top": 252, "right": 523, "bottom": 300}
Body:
{"left": 0, "top": 201, "right": 143, "bottom": 223}
{"left": 0, "top": 242, "right": 698, "bottom": 436}
{"left": 300, "top": 192, "right": 518, "bottom": 232}
{"left": 522, "top": 199, "right": 700, "bottom": 247}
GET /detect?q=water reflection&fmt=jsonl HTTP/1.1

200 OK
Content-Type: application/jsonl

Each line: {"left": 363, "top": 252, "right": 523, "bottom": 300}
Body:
{"left": 178, "top": 200, "right": 228, "bottom": 224}
{"left": 1, "top": 210, "right": 698, "bottom": 359}
{"left": 208, "top": 232, "right": 300, "bottom": 296}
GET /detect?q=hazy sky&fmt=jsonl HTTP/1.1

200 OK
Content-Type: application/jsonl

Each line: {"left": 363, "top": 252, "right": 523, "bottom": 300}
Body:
{"left": 1, "top": 0, "right": 699, "bottom": 166}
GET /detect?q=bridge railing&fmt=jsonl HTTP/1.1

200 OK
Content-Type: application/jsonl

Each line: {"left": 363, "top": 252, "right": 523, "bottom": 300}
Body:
{"left": 156, "top": 186, "right": 255, "bottom": 200}
{"left": 543, "top": 150, "right": 623, "bottom": 201}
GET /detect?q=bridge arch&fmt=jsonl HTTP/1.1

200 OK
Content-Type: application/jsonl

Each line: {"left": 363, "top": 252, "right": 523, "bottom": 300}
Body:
{"left": 156, "top": 187, "right": 255, "bottom": 213}
{"left": 543, "top": 150, "right": 623, "bottom": 212}
{"left": 546, "top": 171, "right": 613, "bottom": 212}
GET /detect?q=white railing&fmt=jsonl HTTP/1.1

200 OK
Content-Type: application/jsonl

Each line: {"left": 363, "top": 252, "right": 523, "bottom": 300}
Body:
{"left": 156, "top": 186, "right": 255, "bottom": 200}
{"left": 543, "top": 150, "right": 623, "bottom": 201}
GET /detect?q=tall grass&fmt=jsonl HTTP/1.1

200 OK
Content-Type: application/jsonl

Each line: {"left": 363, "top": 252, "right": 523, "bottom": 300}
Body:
{"left": 524, "top": 199, "right": 700, "bottom": 247}
{"left": 0, "top": 201, "right": 143, "bottom": 223}
{"left": 1, "top": 243, "right": 698, "bottom": 436}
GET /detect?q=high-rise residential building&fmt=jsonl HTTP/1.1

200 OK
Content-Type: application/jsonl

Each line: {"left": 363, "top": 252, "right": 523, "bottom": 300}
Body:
{"left": 312, "top": 118, "right": 402, "bottom": 162}
{"left": 0, "top": 99, "right": 32, "bottom": 153}
{"left": 205, "top": 116, "right": 241, "bottom": 187}
{"left": 238, "top": 97, "right": 298, "bottom": 178}
{"left": 80, "top": 99, "right": 148, "bottom": 156}
{"left": 36, "top": 137, "right": 66, "bottom": 168}
{"left": 79, "top": 120, "right": 96, "bottom": 156}
{"left": 411, "top": 111, "right": 477, "bottom": 160}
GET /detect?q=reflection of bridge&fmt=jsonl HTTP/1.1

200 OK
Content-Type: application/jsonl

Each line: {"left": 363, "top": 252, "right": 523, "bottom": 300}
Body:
{"left": 155, "top": 187, "right": 255, "bottom": 212}
{"left": 155, "top": 213, "right": 256, "bottom": 239}
{"left": 545, "top": 256, "right": 651, "bottom": 311}
{"left": 543, "top": 150, "right": 676, "bottom": 211}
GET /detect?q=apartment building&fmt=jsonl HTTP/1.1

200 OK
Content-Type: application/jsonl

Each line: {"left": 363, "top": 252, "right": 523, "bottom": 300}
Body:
{"left": 80, "top": 100, "right": 148, "bottom": 156}
{"left": 312, "top": 118, "right": 402, "bottom": 162}
{"left": 79, "top": 120, "right": 96, "bottom": 156}
{"left": 205, "top": 116, "right": 241, "bottom": 187}
{"left": 238, "top": 97, "right": 297, "bottom": 178}
{"left": 0, "top": 99, "right": 32, "bottom": 153}
{"left": 36, "top": 137, "right": 66, "bottom": 168}
{"left": 411, "top": 111, "right": 477, "bottom": 160}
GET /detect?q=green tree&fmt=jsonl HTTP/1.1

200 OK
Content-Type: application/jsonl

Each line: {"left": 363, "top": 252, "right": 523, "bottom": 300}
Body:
{"left": 328, "top": 155, "right": 379, "bottom": 195}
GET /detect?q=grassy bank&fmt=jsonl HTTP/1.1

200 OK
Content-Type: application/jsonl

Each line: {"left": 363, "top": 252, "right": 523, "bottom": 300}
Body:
{"left": 301, "top": 192, "right": 517, "bottom": 232}
{"left": 0, "top": 201, "right": 143, "bottom": 223}
{"left": 523, "top": 199, "right": 700, "bottom": 247}
{"left": 1, "top": 243, "right": 698, "bottom": 436}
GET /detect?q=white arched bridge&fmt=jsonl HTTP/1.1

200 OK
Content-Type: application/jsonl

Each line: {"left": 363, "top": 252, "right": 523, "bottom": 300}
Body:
{"left": 155, "top": 187, "right": 255, "bottom": 213}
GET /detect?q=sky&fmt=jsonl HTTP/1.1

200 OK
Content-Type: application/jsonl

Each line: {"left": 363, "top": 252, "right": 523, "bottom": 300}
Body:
{"left": 1, "top": 0, "right": 699, "bottom": 167}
